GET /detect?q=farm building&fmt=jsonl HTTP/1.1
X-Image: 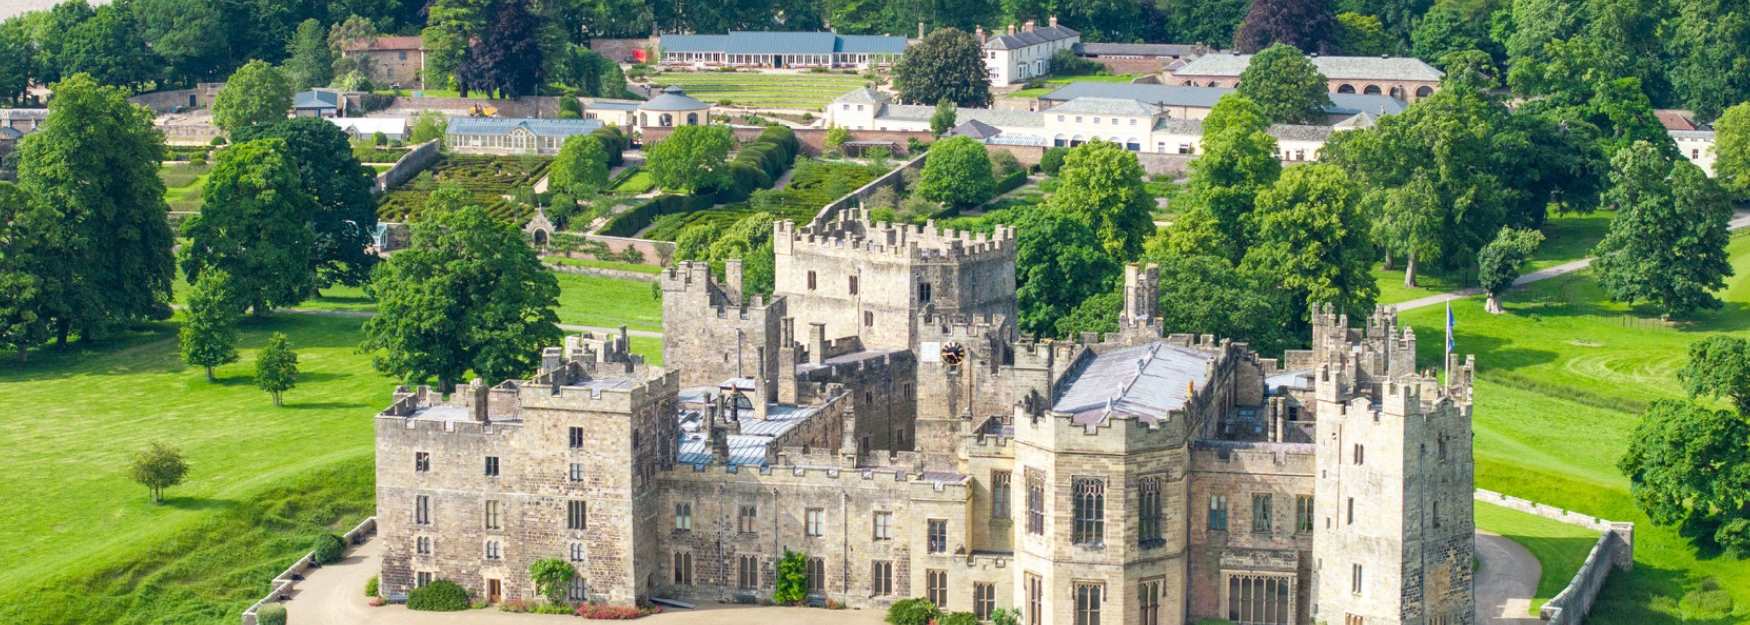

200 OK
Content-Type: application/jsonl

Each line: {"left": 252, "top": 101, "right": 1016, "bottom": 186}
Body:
{"left": 1167, "top": 53, "right": 1444, "bottom": 103}
{"left": 657, "top": 31, "right": 907, "bottom": 69}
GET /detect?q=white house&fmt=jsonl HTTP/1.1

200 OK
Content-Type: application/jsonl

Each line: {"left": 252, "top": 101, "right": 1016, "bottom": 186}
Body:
{"left": 328, "top": 117, "right": 409, "bottom": 142}
{"left": 1672, "top": 130, "right": 1717, "bottom": 176}
{"left": 981, "top": 17, "right": 1080, "bottom": 87}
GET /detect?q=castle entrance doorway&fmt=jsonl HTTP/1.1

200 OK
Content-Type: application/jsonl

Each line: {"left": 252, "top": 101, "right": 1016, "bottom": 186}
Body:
{"left": 488, "top": 578, "right": 502, "bottom": 603}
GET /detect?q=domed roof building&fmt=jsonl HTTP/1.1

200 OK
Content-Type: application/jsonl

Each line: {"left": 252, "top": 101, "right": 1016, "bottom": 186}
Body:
{"left": 638, "top": 86, "right": 711, "bottom": 128}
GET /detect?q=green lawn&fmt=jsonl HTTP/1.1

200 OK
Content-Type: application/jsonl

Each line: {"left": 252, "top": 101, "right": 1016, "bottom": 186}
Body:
{"left": 614, "top": 170, "right": 656, "bottom": 194}
{"left": 1403, "top": 233, "right": 1750, "bottom": 623}
{"left": 1475, "top": 502, "right": 1602, "bottom": 613}
{"left": 553, "top": 271, "right": 664, "bottom": 332}
{"left": 545, "top": 255, "right": 664, "bottom": 274}
{"left": 646, "top": 71, "right": 870, "bottom": 110}
{"left": 1010, "top": 73, "right": 1141, "bottom": 98}
{"left": 160, "top": 162, "right": 212, "bottom": 213}
{"left": 1375, "top": 210, "right": 1617, "bottom": 305}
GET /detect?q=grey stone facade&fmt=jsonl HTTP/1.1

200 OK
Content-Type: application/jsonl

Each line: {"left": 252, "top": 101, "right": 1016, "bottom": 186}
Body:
{"left": 375, "top": 210, "right": 1476, "bottom": 625}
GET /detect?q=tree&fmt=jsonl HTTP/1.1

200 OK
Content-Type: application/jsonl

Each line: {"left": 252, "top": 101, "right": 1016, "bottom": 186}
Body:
{"left": 1592, "top": 141, "right": 1734, "bottom": 318}
{"left": 133, "top": 0, "right": 230, "bottom": 86}
{"left": 1665, "top": 0, "right": 1750, "bottom": 123}
{"left": 424, "top": 0, "right": 492, "bottom": 91}
{"left": 1234, "top": 0, "right": 1337, "bottom": 54}
{"left": 235, "top": 117, "right": 380, "bottom": 288}
{"left": 57, "top": 3, "right": 159, "bottom": 90}
{"left": 1335, "top": 12, "right": 1396, "bottom": 56}
{"left": 1678, "top": 336, "right": 1750, "bottom": 416}
{"left": 255, "top": 332, "right": 299, "bottom": 406}
{"left": 180, "top": 139, "right": 318, "bottom": 315}
{"left": 1039, "top": 146, "right": 1068, "bottom": 175}
{"left": 1410, "top": 0, "right": 1503, "bottom": 68}
{"left": 917, "top": 136, "right": 995, "bottom": 210}
{"left": 1047, "top": 140, "right": 1155, "bottom": 258}
{"left": 1166, "top": 94, "right": 1279, "bottom": 262}
{"left": 930, "top": 98, "right": 957, "bottom": 136}
{"left": 1240, "top": 163, "right": 1378, "bottom": 321}
{"left": 550, "top": 135, "right": 610, "bottom": 192}
{"left": 1369, "top": 175, "right": 1443, "bottom": 286}
{"left": 0, "top": 182, "right": 48, "bottom": 362}
{"left": 824, "top": 126, "right": 851, "bottom": 155}
{"left": 410, "top": 110, "right": 448, "bottom": 145}
{"left": 284, "top": 19, "right": 333, "bottom": 90}
{"left": 1476, "top": 227, "right": 1544, "bottom": 313}
{"left": 180, "top": 269, "right": 240, "bottom": 381}
{"left": 0, "top": 20, "right": 33, "bottom": 105}
{"left": 1011, "top": 207, "right": 1121, "bottom": 337}
{"left": 893, "top": 28, "right": 991, "bottom": 108}
{"left": 129, "top": 442, "right": 188, "bottom": 504}
{"left": 1236, "top": 44, "right": 1332, "bottom": 125}
{"left": 458, "top": 0, "right": 548, "bottom": 98}
{"left": 16, "top": 74, "right": 176, "bottom": 347}
{"left": 772, "top": 550, "right": 808, "bottom": 605}
{"left": 647, "top": 125, "right": 733, "bottom": 194}
{"left": 212, "top": 60, "right": 293, "bottom": 134}
{"left": 529, "top": 559, "right": 576, "bottom": 604}
{"left": 327, "top": 14, "right": 379, "bottom": 79}
{"left": 1163, "top": 0, "right": 1250, "bottom": 48}
{"left": 362, "top": 205, "right": 562, "bottom": 392}
{"left": 1715, "top": 102, "right": 1750, "bottom": 198}
{"left": 1144, "top": 250, "right": 1295, "bottom": 355}
{"left": 1618, "top": 400, "right": 1750, "bottom": 556}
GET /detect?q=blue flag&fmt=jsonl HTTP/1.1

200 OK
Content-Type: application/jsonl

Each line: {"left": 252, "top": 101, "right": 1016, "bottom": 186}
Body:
{"left": 1445, "top": 301, "right": 1455, "bottom": 354}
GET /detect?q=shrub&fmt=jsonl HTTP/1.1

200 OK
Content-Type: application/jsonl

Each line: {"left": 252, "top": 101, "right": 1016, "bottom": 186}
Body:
{"left": 938, "top": 612, "right": 979, "bottom": 625}
{"left": 407, "top": 579, "right": 470, "bottom": 611}
{"left": 364, "top": 575, "right": 379, "bottom": 598}
{"left": 530, "top": 558, "right": 577, "bottom": 605}
{"left": 576, "top": 603, "right": 662, "bottom": 619}
{"left": 310, "top": 533, "right": 346, "bottom": 565}
{"left": 884, "top": 598, "right": 938, "bottom": 625}
{"left": 210, "top": 135, "right": 228, "bottom": 146}
{"left": 990, "top": 149, "right": 1022, "bottom": 178}
{"left": 772, "top": 549, "right": 808, "bottom": 605}
{"left": 1040, "top": 147, "right": 1069, "bottom": 175}
{"left": 256, "top": 604, "right": 287, "bottom": 625}
{"left": 991, "top": 607, "right": 1021, "bottom": 625}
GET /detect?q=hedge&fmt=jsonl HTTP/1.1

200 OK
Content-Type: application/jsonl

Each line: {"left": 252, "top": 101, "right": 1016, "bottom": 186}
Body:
{"left": 255, "top": 604, "right": 287, "bottom": 625}
{"left": 593, "top": 126, "right": 627, "bottom": 166}
{"left": 600, "top": 193, "right": 718, "bottom": 237}
{"left": 994, "top": 169, "right": 1029, "bottom": 196}
{"left": 310, "top": 533, "right": 346, "bottom": 565}
{"left": 607, "top": 164, "right": 641, "bottom": 188}
{"left": 885, "top": 598, "right": 938, "bottom": 625}
{"left": 407, "top": 579, "right": 471, "bottom": 611}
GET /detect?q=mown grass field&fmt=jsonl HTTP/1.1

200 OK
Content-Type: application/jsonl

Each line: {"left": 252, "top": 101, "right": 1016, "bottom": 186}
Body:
{"left": 1475, "top": 502, "right": 1602, "bottom": 612}
{"left": 1374, "top": 210, "right": 1616, "bottom": 305}
{"left": 646, "top": 70, "right": 870, "bottom": 110}
{"left": 553, "top": 272, "right": 664, "bottom": 332}
{"left": 1416, "top": 233, "right": 1750, "bottom": 623}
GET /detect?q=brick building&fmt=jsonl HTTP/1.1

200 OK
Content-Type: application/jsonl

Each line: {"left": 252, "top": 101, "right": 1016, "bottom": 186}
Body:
{"left": 375, "top": 207, "right": 1477, "bottom": 625}
{"left": 340, "top": 35, "right": 426, "bottom": 88}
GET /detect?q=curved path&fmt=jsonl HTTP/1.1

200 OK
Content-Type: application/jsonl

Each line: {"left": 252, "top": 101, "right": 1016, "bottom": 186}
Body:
{"left": 1474, "top": 530, "right": 1542, "bottom": 625}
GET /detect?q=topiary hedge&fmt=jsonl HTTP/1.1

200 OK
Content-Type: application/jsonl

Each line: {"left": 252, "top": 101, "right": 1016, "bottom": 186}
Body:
{"left": 407, "top": 579, "right": 471, "bottom": 611}
{"left": 310, "top": 533, "right": 347, "bottom": 565}
{"left": 884, "top": 598, "right": 938, "bottom": 625}
{"left": 255, "top": 604, "right": 287, "bottom": 625}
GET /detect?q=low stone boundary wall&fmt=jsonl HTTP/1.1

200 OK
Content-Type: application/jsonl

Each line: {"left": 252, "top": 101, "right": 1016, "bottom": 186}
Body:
{"left": 240, "top": 516, "right": 377, "bottom": 625}
{"left": 544, "top": 261, "right": 660, "bottom": 282}
{"left": 375, "top": 140, "right": 440, "bottom": 195}
{"left": 811, "top": 151, "right": 928, "bottom": 226}
{"left": 1473, "top": 489, "right": 1634, "bottom": 625}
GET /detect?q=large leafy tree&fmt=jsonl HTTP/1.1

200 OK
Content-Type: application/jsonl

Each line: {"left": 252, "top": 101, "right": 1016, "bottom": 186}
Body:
{"left": 1713, "top": 102, "right": 1750, "bottom": 198}
{"left": 1046, "top": 140, "right": 1155, "bottom": 259}
{"left": 423, "top": 0, "right": 493, "bottom": 90}
{"left": 1592, "top": 141, "right": 1734, "bottom": 319}
{"left": 1236, "top": 44, "right": 1332, "bottom": 125}
{"left": 459, "top": 0, "right": 548, "bottom": 98}
{"left": 0, "top": 182, "right": 49, "bottom": 362}
{"left": 893, "top": 28, "right": 990, "bottom": 108}
{"left": 284, "top": 18, "right": 333, "bottom": 90}
{"left": 1618, "top": 399, "right": 1750, "bottom": 556}
{"left": 1166, "top": 94, "right": 1280, "bottom": 262}
{"left": 1233, "top": 0, "right": 1337, "bottom": 54}
{"left": 212, "top": 60, "right": 293, "bottom": 135}
{"left": 1665, "top": 0, "right": 1750, "bottom": 123}
{"left": 1476, "top": 227, "right": 1544, "bottom": 313}
{"left": 1240, "top": 163, "right": 1378, "bottom": 321}
{"left": 133, "top": 0, "right": 233, "bottom": 85}
{"left": 1146, "top": 249, "right": 1295, "bottom": 355}
{"left": 0, "top": 20, "right": 32, "bottom": 105}
{"left": 647, "top": 125, "right": 733, "bottom": 194}
{"left": 675, "top": 212, "right": 778, "bottom": 296}
{"left": 234, "top": 117, "right": 380, "bottom": 288}
{"left": 550, "top": 134, "right": 610, "bottom": 192}
{"left": 179, "top": 268, "right": 240, "bottom": 381}
{"left": 57, "top": 3, "right": 159, "bottom": 91}
{"left": 1336, "top": 0, "right": 1432, "bottom": 40}
{"left": 917, "top": 136, "right": 996, "bottom": 210}
{"left": 1162, "top": 0, "right": 1249, "bottom": 47}
{"left": 16, "top": 73, "right": 175, "bottom": 346}
{"left": 362, "top": 205, "right": 562, "bottom": 392}
{"left": 1678, "top": 336, "right": 1750, "bottom": 416}
{"left": 1409, "top": 0, "right": 1503, "bottom": 68}
{"left": 180, "top": 139, "right": 318, "bottom": 315}
{"left": 1334, "top": 12, "right": 1397, "bottom": 56}
{"left": 1011, "top": 207, "right": 1120, "bottom": 337}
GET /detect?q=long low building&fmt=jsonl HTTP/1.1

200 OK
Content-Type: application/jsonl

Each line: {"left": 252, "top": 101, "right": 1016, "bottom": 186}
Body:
{"left": 1168, "top": 53, "right": 1444, "bottom": 103}
{"left": 1037, "top": 82, "right": 1406, "bottom": 123}
{"left": 445, "top": 117, "right": 603, "bottom": 155}
{"left": 658, "top": 31, "right": 908, "bottom": 69}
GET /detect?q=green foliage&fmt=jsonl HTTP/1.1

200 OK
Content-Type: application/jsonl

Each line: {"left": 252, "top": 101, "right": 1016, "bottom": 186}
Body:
{"left": 407, "top": 579, "right": 471, "bottom": 611}
{"left": 310, "top": 533, "right": 345, "bottom": 565}
{"left": 1048, "top": 48, "right": 1104, "bottom": 76}
{"left": 1476, "top": 227, "right": 1545, "bottom": 311}
{"left": 129, "top": 442, "right": 188, "bottom": 504}
{"left": 410, "top": 111, "right": 449, "bottom": 145}
{"left": 1665, "top": 0, "right": 1750, "bottom": 122}
{"left": 937, "top": 612, "right": 978, "bottom": 625}
{"left": 647, "top": 125, "right": 733, "bottom": 194}
{"left": 674, "top": 212, "right": 778, "bottom": 296}
{"left": 1140, "top": 246, "right": 1297, "bottom": 354}
{"left": 1008, "top": 207, "right": 1121, "bottom": 337}
{"left": 1039, "top": 147, "right": 1068, "bottom": 175}
{"left": 772, "top": 550, "right": 808, "bottom": 605}
{"left": 990, "top": 607, "right": 1021, "bottom": 625}
{"left": 1046, "top": 139, "right": 1155, "bottom": 258}
{"left": 1236, "top": 44, "right": 1332, "bottom": 124}
{"left": 884, "top": 597, "right": 939, "bottom": 625}
{"left": 179, "top": 139, "right": 317, "bottom": 315}
{"left": 234, "top": 117, "right": 381, "bottom": 289}
{"left": 1676, "top": 336, "right": 1750, "bottom": 416}
{"left": 254, "top": 332, "right": 299, "bottom": 407}
{"left": 1239, "top": 163, "right": 1379, "bottom": 322}
{"left": 894, "top": 28, "right": 991, "bottom": 107}
{"left": 1335, "top": 12, "right": 1397, "bottom": 56}
{"left": 365, "top": 575, "right": 379, "bottom": 598}
{"left": 256, "top": 604, "right": 287, "bottom": 625}
{"left": 917, "top": 136, "right": 995, "bottom": 210}
{"left": 1234, "top": 0, "right": 1338, "bottom": 54}
{"left": 284, "top": 19, "right": 333, "bottom": 91}
{"left": 213, "top": 60, "right": 293, "bottom": 135}
{"left": 550, "top": 135, "right": 610, "bottom": 192}
{"left": 1169, "top": 94, "right": 1280, "bottom": 262}
{"left": 180, "top": 269, "right": 240, "bottom": 381}
{"left": 1592, "top": 141, "right": 1734, "bottom": 318}
{"left": 377, "top": 156, "right": 553, "bottom": 223}
{"left": 529, "top": 559, "right": 577, "bottom": 604}
{"left": 362, "top": 205, "right": 562, "bottom": 392}
{"left": 825, "top": 126, "right": 851, "bottom": 154}
{"left": 1618, "top": 399, "right": 1750, "bottom": 556}
{"left": 1678, "top": 581, "right": 1734, "bottom": 621}
{"left": 1715, "top": 102, "right": 1750, "bottom": 198}
{"left": 930, "top": 98, "right": 957, "bottom": 136}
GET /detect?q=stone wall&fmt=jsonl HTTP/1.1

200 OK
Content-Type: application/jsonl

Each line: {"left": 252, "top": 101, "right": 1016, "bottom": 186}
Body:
{"left": 160, "top": 122, "right": 222, "bottom": 146}
{"left": 810, "top": 152, "right": 928, "bottom": 226}
{"left": 380, "top": 95, "right": 563, "bottom": 117}
{"left": 545, "top": 262, "right": 660, "bottom": 282}
{"left": 130, "top": 83, "right": 224, "bottom": 114}
{"left": 1472, "top": 489, "right": 1635, "bottom": 625}
{"left": 1088, "top": 57, "right": 1166, "bottom": 75}
{"left": 376, "top": 140, "right": 441, "bottom": 195}
{"left": 240, "top": 516, "right": 377, "bottom": 625}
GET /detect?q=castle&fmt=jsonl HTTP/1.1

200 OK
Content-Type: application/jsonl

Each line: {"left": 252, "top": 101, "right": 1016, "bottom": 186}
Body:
{"left": 374, "top": 209, "right": 1477, "bottom": 625}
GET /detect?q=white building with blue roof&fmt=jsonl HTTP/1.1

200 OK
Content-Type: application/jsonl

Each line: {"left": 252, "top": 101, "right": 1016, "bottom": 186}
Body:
{"left": 445, "top": 116, "right": 604, "bottom": 155}
{"left": 657, "top": 31, "right": 908, "bottom": 69}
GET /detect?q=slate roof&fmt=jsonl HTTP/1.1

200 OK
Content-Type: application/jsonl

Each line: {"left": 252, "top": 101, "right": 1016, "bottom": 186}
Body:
{"left": 1670, "top": 129, "right": 1716, "bottom": 140}
{"left": 674, "top": 398, "right": 824, "bottom": 467}
{"left": 1041, "top": 82, "right": 1406, "bottom": 116}
{"left": 0, "top": 108, "right": 48, "bottom": 121}
{"left": 882, "top": 104, "right": 1043, "bottom": 128}
{"left": 661, "top": 31, "right": 907, "bottom": 55}
{"left": 1326, "top": 93, "right": 1407, "bottom": 116}
{"left": 1047, "top": 96, "right": 1159, "bottom": 117}
{"left": 584, "top": 98, "right": 643, "bottom": 111}
{"left": 1176, "top": 53, "right": 1444, "bottom": 82}
{"left": 985, "top": 25, "right": 1080, "bottom": 50}
{"left": 1332, "top": 111, "right": 1377, "bottom": 130}
{"left": 640, "top": 86, "right": 709, "bottom": 111}
{"left": 1076, "top": 42, "right": 1200, "bottom": 58}
{"left": 0, "top": 127, "right": 21, "bottom": 140}
{"left": 292, "top": 90, "right": 340, "bottom": 110}
{"left": 1270, "top": 124, "right": 1334, "bottom": 142}
{"left": 834, "top": 87, "right": 890, "bottom": 105}
{"left": 1051, "top": 342, "right": 1213, "bottom": 424}
{"left": 946, "top": 119, "right": 1003, "bottom": 140}
{"left": 446, "top": 116, "right": 603, "bottom": 137}
{"left": 328, "top": 117, "right": 408, "bottom": 137}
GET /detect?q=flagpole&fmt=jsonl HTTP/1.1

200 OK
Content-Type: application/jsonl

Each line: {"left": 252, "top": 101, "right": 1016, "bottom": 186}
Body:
{"left": 1444, "top": 301, "right": 1454, "bottom": 382}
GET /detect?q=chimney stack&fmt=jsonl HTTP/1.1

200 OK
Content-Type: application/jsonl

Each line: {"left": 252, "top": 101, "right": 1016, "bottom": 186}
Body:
{"left": 975, "top": 25, "right": 986, "bottom": 44}
{"left": 918, "top": 21, "right": 925, "bottom": 39}
{"left": 808, "top": 323, "right": 828, "bottom": 364}
{"left": 1024, "top": 20, "right": 1036, "bottom": 33}
{"left": 470, "top": 378, "right": 489, "bottom": 423}
{"left": 1007, "top": 23, "right": 1016, "bottom": 36}
{"left": 724, "top": 259, "right": 744, "bottom": 304}
{"left": 1048, "top": 15, "right": 1058, "bottom": 29}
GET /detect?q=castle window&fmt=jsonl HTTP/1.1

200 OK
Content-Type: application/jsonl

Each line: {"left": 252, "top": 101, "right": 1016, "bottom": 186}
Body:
{"left": 737, "top": 554, "right": 759, "bottom": 589}
{"left": 416, "top": 535, "right": 432, "bottom": 555}
{"left": 569, "top": 427, "right": 585, "bottom": 449}
{"left": 1226, "top": 573, "right": 1292, "bottom": 624}
{"left": 991, "top": 470, "right": 1012, "bottom": 519}
{"left": 1347, "top": 497, "right": 1355, "bottom": 525}
{"left": 415, "top": 452, "right": 430, "bottom": 472}
{"left": 417, "top": 571, "right": 433, "bottom": 587}
{"left": 806, "top": 508, "right": 825, "bottom": 537}
{"left": 568, "top": 577, "right": 587, "bottom": 602}
{"left": 570, "top": 463, "right": 584, "bottom": 482}
{"left": 1026, "top": 470, "right": 1045, "bottom": 535}
{"left": 1073, "top": 582, "right": 1103, "bottom": 625}
{"left": 807, "top": 271, "right": 817, "bottom": 290}
{"left": 871, "top": 560, "right": 893, "bottom": 595}
{"left": 1351, "top": 564, "right": 1363, "bottom": 594}
{"left": 917, "top": 282, "right": 932, "bottom": 304}
{"left": 864, "top": 311, "right": 874, "bottom": 327}
{"left": 1072, "top": 477, "right": 1105, "bottom": 545}
{"left": 1296, "top": 495, "right": 1314, "bottom": 534}
{"left": 570, "top": 542, "right": 584, "bottom": 561}
{"left": 1346, "top": 616, "right": 1366, "bottom": 625}
{"left": 1026, "top": 574, "right": 1043, "bottom": 625}
{"left": 1209, "top": 495, "right": 1228, "bottom": 531}
{"left": 927, "top": 519, "right": 948, "bottom": 553}
{"left": 873, "top": 511, "right": 893, "bottom": 540}
{"left": 485, "top": 539, "right": 501, "bottom": 560}
{"left": 1352, "top": 444, "right": 1364, "bottom": 465}
{"left": 673, "top": 552, "right": 693, "bottom": 585}
{"left": 807, "top": 557, "right": 825, "bottom": 592}
{"left": 1438, "top": 435, "right": 1447, "bottom": 459}
{"left": 1432, "top": 501, "right": 1441, "bottom": 528}
{"left": 1252, "top": 494, "right": 1273, "bottom": 534}
{"left": 484, "top": 456, "right": 499, "bottom": 477}
{"left": 1139, "top": 579, "right": 1163, "bottom": 625}
{"left": 927, "top": 569, "right": 948, "bottom": 607}
{"left": 675, "top": 502, "right": 692, "bottom": 530}
{"left": 849, "top": 275, "right": 858, "bottom": 295}
{"left": 484, "top": 500, "right": 501, "bottom": 530}
{"left": 974, "top": 582, "right": 996, "bottom": 619}
{"left": 738, "top": 504, "right": 757, "bottom": 534}
{"left": 1139, "top": 476, "right": 1163, "bottom": 546}
{"left": 415, "top": 495, "right": 430, "bottom": 525}
{"left": 567, "top": 500, "right": 587, "bottom": 530}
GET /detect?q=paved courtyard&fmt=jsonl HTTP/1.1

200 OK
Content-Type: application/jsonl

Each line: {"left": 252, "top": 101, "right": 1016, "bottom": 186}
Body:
{"left": 1473, "top": 531, "right": 1542, "bottom": 625}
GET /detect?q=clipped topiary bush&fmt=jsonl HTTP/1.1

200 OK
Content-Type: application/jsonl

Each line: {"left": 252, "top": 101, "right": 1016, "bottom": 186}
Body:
{"left": 310, "top": 533, "right": 347, "bottom": 565}
{"left": 365, "top": 575, "right": 379, "bottom": 598}
{"left": 884, "top": 597, "right": 938, "bottom": 625}
{"left": 407, "top": 579, "right": 471, "bottom": 611}
{"left": 938, "top": 612, "right": 978, "bottom": 625}
{"left": 255, "top": 604, "right": 287, "bottom": 625}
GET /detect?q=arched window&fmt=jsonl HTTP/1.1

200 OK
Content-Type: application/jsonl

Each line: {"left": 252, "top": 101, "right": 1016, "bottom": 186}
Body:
{"left": 686, "top": 112, "right": 699, "bottom": 125}
{"left": 1337, "top": 84, "right": 1356, "bottom": 94}
{"left": 1363, "top": 85, "right": 1382, "bottom": 95}
{"left": 1415, "top": 86, "right": 1434, "bottom": 98}
{"left": 660, "top": 113, "right": 673, "bottom": 127}
{"left": 1389, "top": 86, "right": 1404, "bottom": 99}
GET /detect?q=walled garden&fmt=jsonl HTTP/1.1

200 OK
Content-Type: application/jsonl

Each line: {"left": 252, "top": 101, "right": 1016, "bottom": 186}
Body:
{"left": 376, "top": 154, "right": 552, "bottom": 223}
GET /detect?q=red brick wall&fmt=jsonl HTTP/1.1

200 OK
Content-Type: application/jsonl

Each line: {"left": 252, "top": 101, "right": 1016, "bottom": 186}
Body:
{"left": 1089, "top": 57, "right": 1165, "bottom": 75}
{"left": 591, "top": 38, "right": 658, "bottom": 63}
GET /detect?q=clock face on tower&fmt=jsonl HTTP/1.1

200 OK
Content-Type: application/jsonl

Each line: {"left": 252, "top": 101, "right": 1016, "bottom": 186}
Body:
{"left": 941, "top": 343, "right": 966, "bottom": 366}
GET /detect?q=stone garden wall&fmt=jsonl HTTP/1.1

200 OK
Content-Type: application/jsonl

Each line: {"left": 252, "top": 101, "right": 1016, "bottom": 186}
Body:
{"left": 1473, "top": 489, "right": 1634, "bottom": 625}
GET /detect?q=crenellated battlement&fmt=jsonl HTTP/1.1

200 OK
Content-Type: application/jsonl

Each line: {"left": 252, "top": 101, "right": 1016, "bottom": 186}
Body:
{"left": 777, "top": 210, "right": 1017, "bottom": 265}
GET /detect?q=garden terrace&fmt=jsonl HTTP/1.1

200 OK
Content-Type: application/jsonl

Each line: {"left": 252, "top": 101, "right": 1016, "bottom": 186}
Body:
{"left": 376, "top": 154, "right": 551, "bottom": 223}
{"left": 637, "top": 159, "right": 889, "bottom": 241}
{"left": 645, "top": 70, "right": 871, "bottom": 110}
